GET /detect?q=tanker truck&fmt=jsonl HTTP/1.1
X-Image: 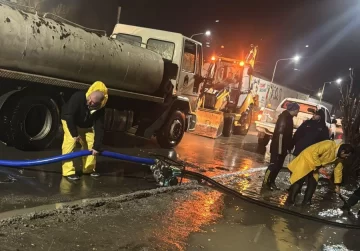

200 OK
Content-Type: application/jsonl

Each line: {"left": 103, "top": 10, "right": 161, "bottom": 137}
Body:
{"left": 0, "top": 1, "right": 199, "bottom": 151}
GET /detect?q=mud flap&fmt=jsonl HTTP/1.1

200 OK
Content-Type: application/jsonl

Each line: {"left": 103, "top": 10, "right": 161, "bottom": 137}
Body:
{"left": 0, "top": 89, "right": 23, "bottom": 145}
{"left": 190, "top": 108, "right": 224, "bottom": 138}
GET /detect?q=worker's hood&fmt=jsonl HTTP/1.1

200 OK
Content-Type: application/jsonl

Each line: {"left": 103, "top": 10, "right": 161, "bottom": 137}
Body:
{"left": 85, "top": 81, "right": 108, "bottom": 111}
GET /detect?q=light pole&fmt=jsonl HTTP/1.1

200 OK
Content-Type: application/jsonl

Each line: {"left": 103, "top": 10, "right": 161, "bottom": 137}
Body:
{"left": 317, "top": 91, "right": 322, "bottom": 98}
{"left": 191, "top": 30, "right": 211, "bottom": 39}
{"left": 319, "top": 78, "right": 342, "bottom": 103}
{"left": 271, "top": 55, "right": 301, "bottom": 83}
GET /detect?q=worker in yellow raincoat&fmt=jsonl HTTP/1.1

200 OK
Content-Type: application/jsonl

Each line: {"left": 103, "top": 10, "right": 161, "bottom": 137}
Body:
{"left": 60, "top": 81, "right": 108, "bottom": 181}
{"left": 285, "top": 140, "right": 354, "bottom": 206}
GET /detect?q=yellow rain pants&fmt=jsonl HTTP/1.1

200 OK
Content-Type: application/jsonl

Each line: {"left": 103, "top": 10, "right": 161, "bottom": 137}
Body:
{"left": 61, "top": 120, "right": 96, "bottom": 176}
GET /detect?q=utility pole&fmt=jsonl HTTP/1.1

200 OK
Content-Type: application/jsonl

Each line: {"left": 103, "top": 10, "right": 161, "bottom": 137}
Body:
{"left": 116, "top": 6, "right": 121, "bottom": 24}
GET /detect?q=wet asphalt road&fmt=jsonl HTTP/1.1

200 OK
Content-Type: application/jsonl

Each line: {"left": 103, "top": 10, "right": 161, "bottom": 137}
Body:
{"left": 0, "top": 185, "right": 358, "bottom": 251}
{"left": 0, "top": 125, "right": 360, "bottom": 250}
{"left": 0, "top": 125, "right": 265, "bottom": 212}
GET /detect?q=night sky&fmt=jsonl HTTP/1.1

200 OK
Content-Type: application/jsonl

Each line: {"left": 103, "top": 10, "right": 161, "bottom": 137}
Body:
{"left": 41, "top": 0, "right": 360, "bottom": 107}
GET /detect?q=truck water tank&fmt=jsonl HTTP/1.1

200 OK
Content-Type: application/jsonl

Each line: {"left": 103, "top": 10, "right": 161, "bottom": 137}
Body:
{"left": 0, "top": 3, "right": 165, "bottom": 95}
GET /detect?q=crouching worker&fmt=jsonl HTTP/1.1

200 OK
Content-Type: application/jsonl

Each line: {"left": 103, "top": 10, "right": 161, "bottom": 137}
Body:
{"left": 61, "top": 81, "right": 108, "bottom": 181}
{"left": 285, "top": 140, "right": 353, "bottom": 206}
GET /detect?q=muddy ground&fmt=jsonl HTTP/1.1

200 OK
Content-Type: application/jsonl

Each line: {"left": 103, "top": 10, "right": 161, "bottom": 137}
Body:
{"left": 0, "top": 185, "right": 204, "bottom": 251}
{"left": 1, "top": 129, "right": 360, "bottom": 250}
{"left": 0, "top": 183, "right": 358, "bottom": 251}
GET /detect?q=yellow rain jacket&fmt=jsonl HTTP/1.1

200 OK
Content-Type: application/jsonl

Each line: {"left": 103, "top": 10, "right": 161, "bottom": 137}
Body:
{"left": 288, "top": 140, "right": 343, "bottom": 184}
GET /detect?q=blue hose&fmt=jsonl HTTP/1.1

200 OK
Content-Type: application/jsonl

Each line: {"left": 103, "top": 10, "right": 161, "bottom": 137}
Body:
{"left": 101, "top": 151, "right": 156, "bottom": 165}
{"left": 0, "top": 150, "right": 156, "bottom": 168}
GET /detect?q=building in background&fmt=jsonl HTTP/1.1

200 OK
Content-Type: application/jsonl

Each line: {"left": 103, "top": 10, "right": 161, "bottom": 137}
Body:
{"left": 250, "top": 73, "right": 333, "bottom": 113}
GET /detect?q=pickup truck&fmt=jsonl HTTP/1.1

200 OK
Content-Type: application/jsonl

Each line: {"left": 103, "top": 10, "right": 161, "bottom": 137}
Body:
{"left": 255, "top": 98, "right": 336, "bottom": 148}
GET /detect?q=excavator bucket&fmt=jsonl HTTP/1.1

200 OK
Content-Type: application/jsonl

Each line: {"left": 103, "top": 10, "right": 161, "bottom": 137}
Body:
{"left": 190, "top": 108, "right": 224, "bottom": 138}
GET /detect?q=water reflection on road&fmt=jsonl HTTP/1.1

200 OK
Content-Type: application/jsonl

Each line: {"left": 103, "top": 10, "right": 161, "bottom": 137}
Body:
{"left": 0, "top": 128, "right": 360, "bottom": 250}
{"left": 186, "top": 193, "right": 358, "bottom": 251}
{"left": 175, "top": 133, "right": 266, "bottom": 177}
{"left": 150, "top": 190, "right": 224, "bottom": 251}
{"left": 138, "top": 186, "right": 360, "bottom": 251}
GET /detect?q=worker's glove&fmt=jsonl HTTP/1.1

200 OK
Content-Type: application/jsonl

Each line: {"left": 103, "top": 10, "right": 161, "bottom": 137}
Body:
{"left": 90, "top": 149, "right": 99, "bottom": 156}
{"left": 334, "top": 185, "right": 341, "bottom": 194}
{"left": 73, "top": 136, "right": 82, "bottom": 142}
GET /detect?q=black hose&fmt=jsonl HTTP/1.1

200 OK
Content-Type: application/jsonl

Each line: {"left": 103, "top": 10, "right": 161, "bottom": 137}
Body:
{"left": 182, "top": 169, "right": 360, "bottom": 229}
{"left": 148, "top": 154, "right": 360, "bottom": 228}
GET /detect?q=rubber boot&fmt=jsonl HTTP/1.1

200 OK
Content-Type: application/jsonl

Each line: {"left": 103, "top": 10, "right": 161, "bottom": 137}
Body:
{"left": 302, "top": 178, "right": 317, "bottom": 206}
{"left": 285, "top": 183, "right": 302, "bottom": 205}
{"left": 262, "top": 169, "right": 279, "bottom": 191}
{"left": 341, "top": 194, "right": 360, "bottom": 212}
{"left": 268, "top": 169, "right": 280, "bottom": 191}
{"left": 340, "top": 204, "right": 350, "bottom": 212}
{"left": 262, "top": 169, "right": 272, "bottom": 190}
{"left": 269, "top": 182, "right": 280, "bottom": 191}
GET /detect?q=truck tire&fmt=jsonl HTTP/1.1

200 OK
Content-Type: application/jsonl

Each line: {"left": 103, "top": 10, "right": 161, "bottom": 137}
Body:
{"left": 223, "top": 116, "right": 234, "bottom": 137}
{"left": 157, "top": 110, "right": 185, "bottom": 149}
{"left": 234, "top": 110, "right": 252, "bottom": 136}
{"left": 9, "top": 96, "right": 60, "bottom": 151}
{"left": 258, "top": 134, "right": 270, "bottom": 148}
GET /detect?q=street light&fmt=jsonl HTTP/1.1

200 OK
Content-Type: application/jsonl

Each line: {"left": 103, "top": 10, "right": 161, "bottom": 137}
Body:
{"left": 293, "top": 55, "right": 301, "bottom": 61}
{"left": 271, "top": 55, "right": 301, "bottom": 83}
{"left": 191, "top": 30, "right": 211, "bottom": 39}
{"left": 319, "top": 78, "right": 342, "bottom": 103}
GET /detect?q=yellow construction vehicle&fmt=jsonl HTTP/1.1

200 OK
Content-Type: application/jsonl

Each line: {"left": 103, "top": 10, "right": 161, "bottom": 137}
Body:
{"left": 192, "top": 45, "right": 259, "bottom": 138}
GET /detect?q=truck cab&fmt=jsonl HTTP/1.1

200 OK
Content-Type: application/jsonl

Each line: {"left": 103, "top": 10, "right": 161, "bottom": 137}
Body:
{"left": 111, "top": 24, "right": 203, "bottom": 112}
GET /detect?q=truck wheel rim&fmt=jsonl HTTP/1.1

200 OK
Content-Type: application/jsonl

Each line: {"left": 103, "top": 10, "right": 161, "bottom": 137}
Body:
{"left": 24, "top": 105, "right": 52, "bottom": 141}
{"left": 169, "top": 119, "right": 182, "bottom": 143}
